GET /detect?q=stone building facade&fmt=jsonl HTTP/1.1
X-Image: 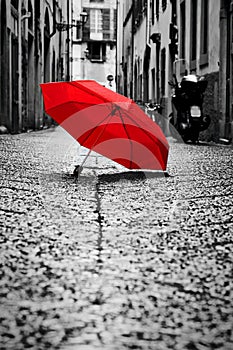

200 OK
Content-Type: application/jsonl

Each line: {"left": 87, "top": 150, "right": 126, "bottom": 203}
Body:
{"left": 116, "top": 0, "right": 233, "bottom": 142}
{"left": 72, "top": 0, "right": 117, "bottom": 90}
{"left": 0, "top": 0, "right": 68, "bottom": 133}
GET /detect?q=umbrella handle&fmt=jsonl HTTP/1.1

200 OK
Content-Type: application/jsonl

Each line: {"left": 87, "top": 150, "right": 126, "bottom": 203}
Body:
{"left": 73, "top": 164, "right": 83, "bottom": 177}
{"left": 73, "top": 148, "right": 92, "bottom": 178}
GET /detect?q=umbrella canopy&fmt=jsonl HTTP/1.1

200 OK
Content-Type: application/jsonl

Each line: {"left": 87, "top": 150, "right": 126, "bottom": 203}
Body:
{"left": 40, "top": 80, "right": 169, "bottom": 171}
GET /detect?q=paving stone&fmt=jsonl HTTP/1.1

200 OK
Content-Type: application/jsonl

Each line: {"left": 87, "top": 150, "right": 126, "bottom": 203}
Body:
{"left": 0, "top": 127, "right": 233, "bottom": 349}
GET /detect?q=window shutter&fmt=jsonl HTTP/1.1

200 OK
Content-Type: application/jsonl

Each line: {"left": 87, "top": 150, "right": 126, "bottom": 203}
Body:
{"left": 113, "top": 9, "right": 117, "bottom": 40}
{"left": 162, "top": 0, "right": 167, "bottom": 12}
{"left": 102, "top": 9, "right": 110, "bottom": 40}
{"left": 82, "top": 8, "right": 90, "bottom": 41}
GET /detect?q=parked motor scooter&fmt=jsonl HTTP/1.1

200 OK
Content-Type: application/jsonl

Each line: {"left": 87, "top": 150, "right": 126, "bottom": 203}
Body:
{"left": 169, "top": 63, "right": 210, "bottom": 143}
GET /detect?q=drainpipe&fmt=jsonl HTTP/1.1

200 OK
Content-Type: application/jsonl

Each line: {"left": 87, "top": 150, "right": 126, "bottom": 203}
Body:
{"left": 71, "top": 0, "right": 74, "bottom": 80}
{"left": 67, "top": 0, "right": 70, "bottom": 81}
{"left": 146, "top": 0, "right": 150, "bottom": 45}
{"left": 131, "top": 0, "right": 135, "bottom": 99}
{"left": 18, "top": 0, "right": 22, "bottom": 131}
{"left": 225, "top": 1, "right": 231, "bottom": 139}
{"left": 116, "top": 0, "right": 119, "bottom": 92}
{"left": 219, "top": 0, "right": 230, "bottom": 140}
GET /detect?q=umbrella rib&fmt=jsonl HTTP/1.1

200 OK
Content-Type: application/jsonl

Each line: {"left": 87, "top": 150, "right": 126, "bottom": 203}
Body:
{"left": 80, "top": 108, "right": 116, "bottom": 146}
{"left": 122, "top": 108, "right": 164, "bottom": 148}
{"left": 117, "top": 108, "right": 133, "bottom": 169}
{"left": 79, "top": 107, "right": 118, "bottom": 168}
{"left": 119, "top": 108, "right": 168, "bottom": 169}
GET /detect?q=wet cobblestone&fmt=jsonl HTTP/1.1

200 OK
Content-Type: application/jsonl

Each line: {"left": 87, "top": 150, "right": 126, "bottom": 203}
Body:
{"left": 0, "top": 127, "right": 233, "bottom": 350}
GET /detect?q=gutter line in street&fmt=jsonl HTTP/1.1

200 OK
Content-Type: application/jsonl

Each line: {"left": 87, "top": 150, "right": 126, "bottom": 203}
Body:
{"left": 94, "top": 172, "right": 104, "bottom": 263}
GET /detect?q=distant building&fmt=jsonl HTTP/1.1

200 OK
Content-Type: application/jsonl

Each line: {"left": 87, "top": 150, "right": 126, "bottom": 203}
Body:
{"left": 71, "top": 0, "right": 117, "bottom": 90}
{"left": 116, "top": 0, "right": 233, "bottom": 142}
{"left": 0, "top": 0, "right": 68, "bottom": 133}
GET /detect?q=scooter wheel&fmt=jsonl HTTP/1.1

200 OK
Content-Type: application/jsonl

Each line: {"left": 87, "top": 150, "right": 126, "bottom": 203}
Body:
{"left": 191, "top": 133, "right": 199, "bottom": 144}
{"left": 182, "top": 135, "right": 189, "bottom": 143}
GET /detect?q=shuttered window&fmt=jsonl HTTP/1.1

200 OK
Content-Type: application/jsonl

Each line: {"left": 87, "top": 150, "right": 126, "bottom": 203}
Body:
{"left": 82, "top": 8, "right": 90, "bottom": 41}
{"left": 88, "top": 42, "right": 106, "bottom": 62}
{"left": 180, "top": 1, "right": 185, "bottom": 60}
{"left": 190, "top": 0, "right": 197, "bottom": 70}
{"left": 11, "top": 0, "right": 18, "bottom": 9}
{"left": 103, "top": 9, "right": 110, "bottom": 39}
{"left": 82, "top": 7, "right": 114, "bottom": 42}
{"left": 113, "top": 9, "right": 117, "bottom": 40}
{"left": 200, "top": 0, "right": 209, "bottom": 66}
{"left": 161, "top": 48, "right": 166, "bottom": 96}
{"left": 90, "top": 9, "right": 103, "bottom": 40}
{"left": 162, "top": 0, "right": 167, "bottom": 12}
{"left": 156, "top": 0, "right": 159, "bottom": 19}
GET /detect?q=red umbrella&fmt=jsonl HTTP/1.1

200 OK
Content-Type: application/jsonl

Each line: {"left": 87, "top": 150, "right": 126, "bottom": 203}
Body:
{"left": 40, "top": 80, "right": 169, "bottom": 171}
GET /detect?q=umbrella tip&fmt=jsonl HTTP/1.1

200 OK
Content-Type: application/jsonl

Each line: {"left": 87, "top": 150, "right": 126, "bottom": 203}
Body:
{"left": 73, "top": 165, "right": 83, "bottom": 178}
{"left": 164, "top": 171, "right": 171, "bottom": 177}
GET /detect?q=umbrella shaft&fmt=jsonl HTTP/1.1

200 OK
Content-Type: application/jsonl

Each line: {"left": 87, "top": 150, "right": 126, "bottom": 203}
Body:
{"left": 81, "top": 148, "right": 92, "bottom": 167}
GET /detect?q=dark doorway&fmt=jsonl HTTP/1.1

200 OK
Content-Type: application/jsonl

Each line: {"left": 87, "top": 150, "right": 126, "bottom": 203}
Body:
{"left": 0, "top": 0, "right": 7, "bottom": 121}
{"left": 134, "top": 62, "right": 138, "bottom": 101}
{"left": 52, "top": 50, "right": 56, "bottom": 82}
{"left": 44, "top": 9, "right": 50, "bottom": 83}
{"left": 230, "top": 1, "right": 233, "bottom": 126}
{"left": 34, "top": 0, "right": 41, "bottom": 129}
{"left": 11, "top": 34, "right": 19, "bottom": 133}
{"left": 28, "top": 20, "right": 34, "bottom": 130}
{"left": 143, "top": 45, "right": 150, "bottom": 102}
{"left": 156, "top": 41, "right": 161, "bottom": 103}
{"left": 123, "top": 62, "right": 128, "bottom": 97}
{"left": 43, "top": 9, "right": 51, "bottom": 127}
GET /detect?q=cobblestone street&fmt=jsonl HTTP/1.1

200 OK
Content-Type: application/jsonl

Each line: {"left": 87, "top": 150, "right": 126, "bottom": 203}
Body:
{"left": 0, "top": 127, "right": 233, "bottom": 350}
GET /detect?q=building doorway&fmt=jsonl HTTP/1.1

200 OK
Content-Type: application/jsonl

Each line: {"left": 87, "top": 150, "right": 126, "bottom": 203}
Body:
{"left": 0, "top": 0, "right": 7, "bottom": 126}
{"left": 11, "top": 34, "right": 19, "bottom": 133}
{"left": 230, "top": 1, "right": 233, "bottom": 127}
{"left": 43, "top": 9, "right": 51, "bottom": 127}
{"left": 143, "top": 45, "right": 150, "bottom": 102}
{"left": 44, "top": 9, "right": 50, "bottom": 83}
{"left": 27, "top": 0, "right": 34, "bottom": 129}
{"left": 11, "top": 0, "right": 19, "bottom": 133}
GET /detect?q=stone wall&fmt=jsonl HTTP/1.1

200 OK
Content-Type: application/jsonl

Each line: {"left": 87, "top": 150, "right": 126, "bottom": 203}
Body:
{"left": 200, "top": 71, "right": 220, "bottom": 142}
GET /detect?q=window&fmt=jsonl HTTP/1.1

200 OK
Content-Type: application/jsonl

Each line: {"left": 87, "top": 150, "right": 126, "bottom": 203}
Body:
{"left": 190, "top": 0, "right": 197, "bottom": 70}
{"left": 11, "top": 7, "right": 18, "bottom": 36}
{"left": 200, "top": 0, "right": 209, "bottom": 66}
{"left": 134, "top": 0, "right": 144, "bottom": 27}
{"left": 1, "top": 1, "right": 6, "bottom": 55}
{"left": 87, "top": 41, "right": 106, "bottom": 62}
{"left": 151, "top": 0, "right": 155, "bottom": 25}
{"left": 76, "top": 21, "right": 82, "bottom": 40}
{"left": 151, "top": 68, "right": 155, "bottom": 101}
{"left": 90, "top": 8, "right": 103, "bottom": 40}
{"left": 139, "top": 74, "right": 142, "bottom": 101}
{"left": 156, "top": 0, "right": 159, "bottom": 19}
{"left": 102, "top": 9, "right": 110, "bottom": 40}
{"left": 11, "top": 0, "right": 18, "bottom": 9}
{"left": 113, "top": 9, "right": 117, "bottom": 40}
{"left": 28, "top": 0, "right": 33, "bottom": 31}
{"left": 162, "top": 0, "right": 167, "bottom": 12}
{"left": 161, "top": 48, "right": 166, "bottom": 96}
{"left": 180, "top": 1, "right": 185, "bottom": 60}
